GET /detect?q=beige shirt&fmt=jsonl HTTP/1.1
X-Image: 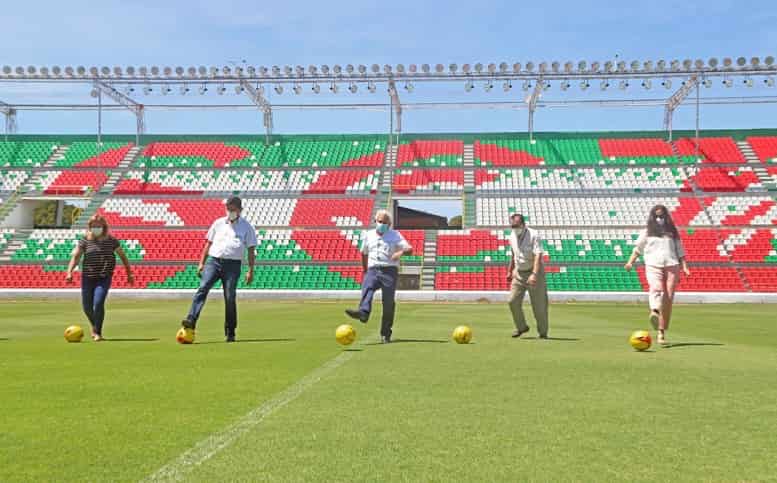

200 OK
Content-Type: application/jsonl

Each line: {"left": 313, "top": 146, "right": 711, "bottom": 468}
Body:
{"left": 633, "top": 229, "right": 686, "bottom": 267}
{"left": 509, "top": 227, "right": 544, "bottom": 272}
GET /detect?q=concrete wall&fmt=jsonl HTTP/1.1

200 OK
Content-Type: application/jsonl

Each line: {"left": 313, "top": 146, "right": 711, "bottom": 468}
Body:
{"left": 1, "top": 200, "right": 36, "bottom": 228}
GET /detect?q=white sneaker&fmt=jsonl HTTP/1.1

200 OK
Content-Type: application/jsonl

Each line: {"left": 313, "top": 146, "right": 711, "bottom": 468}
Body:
{"left": 657, "top": 330, "right": 667, "bottom": 345}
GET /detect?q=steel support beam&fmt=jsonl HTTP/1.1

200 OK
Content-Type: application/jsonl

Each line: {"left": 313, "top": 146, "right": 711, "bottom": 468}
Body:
{"left": 240, "top": 79, "right": 273, "bottom": 144}
{"left": 526, "top": 77, "right": 543, "bottom": 142}
{"left": 0, "top": 100, "right": 18, "bottom": 140}
{"left": 663, "top": 75, "right": 699, "bottom": 141}
{"left": 7, "top": 95, "right": 777, "bottom": 112}
{"left": 92, "top": 81, "right": 144, "bottom": 145}
{"left": 387, "top": 79, "right": 402, "bottom": 145}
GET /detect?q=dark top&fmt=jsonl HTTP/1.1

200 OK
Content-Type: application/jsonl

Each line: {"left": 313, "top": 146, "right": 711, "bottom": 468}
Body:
{"left": 78, "top": 236, "right": 120, "bottom": 279}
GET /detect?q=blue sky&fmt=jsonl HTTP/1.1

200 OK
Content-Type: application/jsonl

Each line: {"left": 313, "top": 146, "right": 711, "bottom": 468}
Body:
{"left": 1, "top": 0, "right": 776, "bottom": 135}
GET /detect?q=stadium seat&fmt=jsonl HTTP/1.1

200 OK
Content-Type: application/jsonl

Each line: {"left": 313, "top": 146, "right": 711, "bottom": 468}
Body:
{"left": 30, "top": 171, "right": 108, "bottom": 195}
{"left": 0, "top": 228, "right": 14, "bottom": 252}
{"left": 115, "top": 169, "right": 380, "bottom": 195}
{"left": 474, "top": 139, "right": 551, "bottom": 166}
{"left": 436, "top": 229, "right": 511, "bottom": 262}
{"left": 745, "top": 136, "right": 777, "bottom": 163}
{"left": 702, "top": 196, "right": 777, "bottom": 226}
{"left": 720, "top": 228, "right": 777, "bottom": 263}
{"left": 396, "top": 140, "right": 463, "bottom": 167}
{"left": 637, "top": 266, "right": 746, "bottom": 292}
{"left": 685, "top": 167, "right": 763, "bottom": 192}
{"left": 392, "top": 229, "right": 424, "bottom": 262}
{"left": 552, "top": 138, "right": 693, "bottom": 166}
{"left": 0, "top": 170, "right": 29, "bottom": 192}
{"left": 476, "top": 167, "right": 688, "bottom": 192}
{"left": 675, "top": 137, "right": 746, "bottom": 164}
{"left": 740, "top": 267, "right": 777, "bottom": 292}
{"left": 435, "top": 265, "right": 643, "bottom": 291}
{"left": 476, "top": 197, "right": 708, "bottom": 227}
{"left": 392, "top": 169, "right": 464, "bottom": 194}
{"left": 55, "top": 142, "right": 132, "bottom": 168}
{"left": 0, "top": 141, "right": 58, "bottom": 168}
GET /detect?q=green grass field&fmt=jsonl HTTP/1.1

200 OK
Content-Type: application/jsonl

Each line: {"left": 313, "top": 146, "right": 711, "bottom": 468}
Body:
{"left": 1, "top": 298, "right": 776, "bottom": 482}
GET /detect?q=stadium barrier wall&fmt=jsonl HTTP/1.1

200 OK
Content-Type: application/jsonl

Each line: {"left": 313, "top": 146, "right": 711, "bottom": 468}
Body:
{"left": 1, "top": 289, "right": 776, "bottom": 303}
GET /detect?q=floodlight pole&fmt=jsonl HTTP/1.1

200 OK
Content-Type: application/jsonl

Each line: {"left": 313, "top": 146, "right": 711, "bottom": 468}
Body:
{"left": 695, "top": 80, "right": 700, "bottom": 157}
{"left": 92, "top": 81, "right": 145, "bottom": 145}
{"left": 240, "top": 79, "right": 273, "bottom": 145}
{"left": 97, "top": 89, "right": 102, "bottom": 145}
{"left": 388, "top": 79, "right": 402, "bottom": 146}
{"left": 0, "top": 100, "right": 18, "bottom": 141}
{"left": 526, "top": 76, "right": 543, "bottom": 142}
{"left": 663, "top": 74, "right": 699, "bottom": 142}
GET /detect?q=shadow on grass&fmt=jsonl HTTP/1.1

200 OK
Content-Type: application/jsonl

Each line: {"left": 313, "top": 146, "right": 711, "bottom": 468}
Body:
{"left": 343, "top": 348, "right": 363, "bottom": 352}
{"left": 0, "top": 338, "right": 9, "bottom": 341}
{"left": 196, "top": 338, "right": 296, "bottom": 345}
{"left": 105, "top": 338, "right": 160, "bottom": 342}
{"left": 364, "top": 338, "right": 450, "bottom": 346}
{"left": 663, "top": 342, "right": 724, "bottom": 349}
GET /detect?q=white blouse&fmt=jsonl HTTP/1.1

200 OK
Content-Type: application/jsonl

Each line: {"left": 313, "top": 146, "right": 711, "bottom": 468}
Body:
{"left": 632, "top": 229, "right": 686, "bottom": 267}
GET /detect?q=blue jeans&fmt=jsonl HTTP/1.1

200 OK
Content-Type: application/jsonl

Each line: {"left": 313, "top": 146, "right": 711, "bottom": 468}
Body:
{"left": 186, "top": 257, "right": 242, "bottom": 336}
{"left": 81, "top": 274, "right": 112, "bottom": 336}
{"left": 358, "top": 266, "right": 398, "bottom": 337}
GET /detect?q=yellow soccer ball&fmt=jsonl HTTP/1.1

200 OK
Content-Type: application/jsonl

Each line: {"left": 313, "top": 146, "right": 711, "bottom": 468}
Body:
{"left": 176, "top": 327, "right": 195, "bottom": 345}
{"left": 452, "top": 325, "right": 473, "bottom": 344}
{"left": 629, "top": 330, "right": 652, "bottom": 351}
{"left": 64, "top": 325, "right": 84, "bottom": 343}
{"left": 335, "top": 324, "right": 356, "bottom": 346}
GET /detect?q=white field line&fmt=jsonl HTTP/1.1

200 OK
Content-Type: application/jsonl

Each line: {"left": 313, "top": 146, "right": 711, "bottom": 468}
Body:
{"left": 141, "top": 340, "right": 369, "bottom": 482}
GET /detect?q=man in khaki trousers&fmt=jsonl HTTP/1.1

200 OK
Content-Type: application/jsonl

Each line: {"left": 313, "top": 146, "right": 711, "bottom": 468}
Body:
{"left": 506, "top": 213, "right": 549, "bottom": 339}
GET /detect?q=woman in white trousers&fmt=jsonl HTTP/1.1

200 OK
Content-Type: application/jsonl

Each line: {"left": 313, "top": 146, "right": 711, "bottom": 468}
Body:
{"left": 624, "top": 204, "right": 691, "bottom": 345}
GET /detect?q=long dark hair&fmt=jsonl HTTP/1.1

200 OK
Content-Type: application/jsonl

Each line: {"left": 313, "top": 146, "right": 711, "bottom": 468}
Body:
{"left": 646, "top": 204, "right": 679, "bottom": 238}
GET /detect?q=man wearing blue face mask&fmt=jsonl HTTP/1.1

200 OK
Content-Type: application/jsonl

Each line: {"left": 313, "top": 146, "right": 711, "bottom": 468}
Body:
{"left": 181, "top": 196, "right": 257, "bottom": 342}
{"left": 345, "top": 209, "right": 412, "bottom": 343}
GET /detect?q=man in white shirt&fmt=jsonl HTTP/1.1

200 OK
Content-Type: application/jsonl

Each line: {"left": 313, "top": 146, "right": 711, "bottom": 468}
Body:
{"left": 506, "top": 213, "right": 549, "bottom": 339}
{"left": 345, "top": 209, "right": 412, "bottom": 343}
{"left": 181, "top": 196, "right": 257, "bottom": 342}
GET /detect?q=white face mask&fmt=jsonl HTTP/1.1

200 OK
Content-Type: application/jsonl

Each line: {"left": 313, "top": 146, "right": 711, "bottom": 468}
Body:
{"left": 90, "top": 227, "right": 103, "bottom": 237}
{"left": 227, "top": 211, "right": 239, "bottom": 222}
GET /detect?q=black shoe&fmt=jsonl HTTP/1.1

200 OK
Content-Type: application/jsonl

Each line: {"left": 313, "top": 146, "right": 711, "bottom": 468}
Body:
{"left": 225, "top": 335, "right": 236, "bottom": 343}
{"left": 345, "top": 309, "right": 368, "bottom": 323}
{"left": 381, "top": 335, "right": 392, "bottom": 344}
{"left": 181, "top": 318, "right": 195, "bottom": 330}
{"left": 512, "top": 327, "right": 530, "bottom": 338}
{"left": 539, "top": 334, "right": 549, "bottom": 340}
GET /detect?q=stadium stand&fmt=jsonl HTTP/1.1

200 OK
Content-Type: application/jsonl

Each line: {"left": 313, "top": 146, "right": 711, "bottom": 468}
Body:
{"left": 1, "top": 131, "right": 775, "bottom": 292}
{"left": 55, "top": 142, "right": 133, "bottom": 168}
{"left": 746, "top": 136, "right": 777, "bottom": 163}
{"left": 0, "top": 141, "right": 57, "bottom": 168}
{"left": 396, "top": 140, "right": 464, "bottom": 167}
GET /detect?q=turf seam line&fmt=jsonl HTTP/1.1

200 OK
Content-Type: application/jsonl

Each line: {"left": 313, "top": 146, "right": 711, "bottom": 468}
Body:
{"left": 141, "top": 340, "right": 370, "bottom": 483}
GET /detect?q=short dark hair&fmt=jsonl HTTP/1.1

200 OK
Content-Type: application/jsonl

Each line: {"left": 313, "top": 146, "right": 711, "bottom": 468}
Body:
{"left": 510, "top": 213, "right": 525, "bottom": 223}
{"left": 226, "top": 196, "right": 242, "bottom": 209}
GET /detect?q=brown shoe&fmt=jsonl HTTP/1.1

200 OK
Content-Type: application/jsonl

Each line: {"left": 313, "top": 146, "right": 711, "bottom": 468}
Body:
{"left": 512, "top": 328, "right": 530, "bottom": 338}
